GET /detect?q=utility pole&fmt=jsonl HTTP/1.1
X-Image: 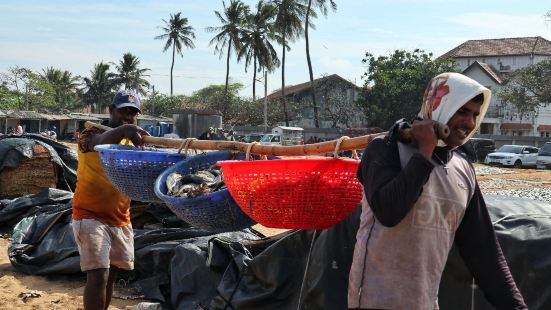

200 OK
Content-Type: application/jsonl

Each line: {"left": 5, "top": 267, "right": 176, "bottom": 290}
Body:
{"left": 151, "top": 85, "right": 155, "bottom": 115}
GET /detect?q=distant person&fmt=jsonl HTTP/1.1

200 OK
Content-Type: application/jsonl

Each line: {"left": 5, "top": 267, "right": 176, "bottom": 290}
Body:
{"left": 74, "top": 130, "right": 81, "bottom": 141}
{"left": 307, "top": 136, "right": 315, "bottom": 144}
{"left": 72, "top": 89, "right": 149, "bottom": 310}
{"left": 15, "top": 122, "right": 23, "bottom": 135}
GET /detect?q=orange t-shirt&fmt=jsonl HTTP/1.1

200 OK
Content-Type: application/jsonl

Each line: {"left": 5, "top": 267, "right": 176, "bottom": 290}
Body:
{"left": 72, "top": 127, "right": 131, "bottom": 226}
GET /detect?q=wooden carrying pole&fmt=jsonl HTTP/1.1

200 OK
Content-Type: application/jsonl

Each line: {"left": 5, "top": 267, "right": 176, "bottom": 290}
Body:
{"left": 84, "top": 121, "right": 449, "bottom": 157}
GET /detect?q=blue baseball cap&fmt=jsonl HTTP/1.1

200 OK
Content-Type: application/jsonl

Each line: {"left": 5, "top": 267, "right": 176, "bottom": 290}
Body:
{"left": 112, "top": 90, "right": 142, "bottom": 113}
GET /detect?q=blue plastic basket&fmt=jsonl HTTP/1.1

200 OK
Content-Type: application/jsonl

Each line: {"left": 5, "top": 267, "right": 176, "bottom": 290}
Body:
{"left": 154, "top": 151, "right": 257, "bottom": 232}
{"left": 94, "top": 144, "right": 186, "bottom": 203}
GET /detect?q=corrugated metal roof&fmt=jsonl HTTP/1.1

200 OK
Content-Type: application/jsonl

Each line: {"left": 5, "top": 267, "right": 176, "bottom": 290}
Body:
{"left": 43, "top": 114, "right": 72, "bottom": 121}
{"left": 68, "top": 113, "right": 102, "bottom": 121}
{"left": 442, "top": 36, "right": 551, "bottom": 58}
{"left": 88, "top": 113, "right": 110, "bottom": 119}
{"left": 7, "top": 111, "right": 47, "bottom": 119}
{"left": 138, "top": 114, "right": 173, "bottom": 122}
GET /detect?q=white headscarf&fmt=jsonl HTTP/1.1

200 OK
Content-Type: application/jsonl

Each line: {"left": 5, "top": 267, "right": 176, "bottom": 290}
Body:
{"left": 418, "top": 72, "right": 491, "bottom": 146}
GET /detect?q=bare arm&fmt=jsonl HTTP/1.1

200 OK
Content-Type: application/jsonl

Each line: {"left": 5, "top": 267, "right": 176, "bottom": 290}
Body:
{"left": 87, "top": 124, "right": 150, "bottom": 150}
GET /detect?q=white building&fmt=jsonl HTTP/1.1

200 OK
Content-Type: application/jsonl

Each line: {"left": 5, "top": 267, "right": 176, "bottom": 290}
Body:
{"left": 441, "top": 36, "right": 551, "bottom": 137}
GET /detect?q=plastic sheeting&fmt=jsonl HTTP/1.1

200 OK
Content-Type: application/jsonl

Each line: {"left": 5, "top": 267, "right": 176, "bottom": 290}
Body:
{"left": 0, "top": 134, "right": 78, "bottom": 192}
{"left": 439, "top": 195, "right": 551, "bottom": 310}
{"left": 6, "top": 192, "right": 551, "bottom": 309}
{"left": 0, "top": 188, "right": 74, "bottom": 228}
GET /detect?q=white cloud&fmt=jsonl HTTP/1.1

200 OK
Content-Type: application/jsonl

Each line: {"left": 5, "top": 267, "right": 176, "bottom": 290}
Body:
{"left": 449, "top": 12, "right": 550, "bottom": 37}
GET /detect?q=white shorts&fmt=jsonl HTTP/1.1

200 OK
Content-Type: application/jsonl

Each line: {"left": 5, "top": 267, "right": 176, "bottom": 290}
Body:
{"left": 72, "top": 219, "right": 134, "bottom": 272}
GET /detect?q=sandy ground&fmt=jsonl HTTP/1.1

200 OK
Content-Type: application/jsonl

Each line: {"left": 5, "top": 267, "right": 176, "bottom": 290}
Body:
{"left": 0, "top": 237, "right": 147, "bottom": 310}
{"left": 1, "top": 141, "right": 543, "bottom": 309}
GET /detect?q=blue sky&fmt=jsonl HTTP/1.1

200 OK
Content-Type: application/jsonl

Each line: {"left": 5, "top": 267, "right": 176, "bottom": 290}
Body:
{"left": 1, "top": 0, "right": 550, "bottom": 97}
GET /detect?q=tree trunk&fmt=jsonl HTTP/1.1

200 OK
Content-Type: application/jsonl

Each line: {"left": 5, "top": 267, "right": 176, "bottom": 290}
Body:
{"left": 225, "top": 40, "right": 231, "bottom": 96}
{"left": 152, "top": 85, "right": 156, "bottom": 115}
{"left": 25, "top": 85, "right": 29, "bottom": 110}
{"left": 170, "top": 42, "right": 176, "bottom": 96}
{"left": 305, "top": 0, "right": 320, "bottom": 128}
{"left": 224, "top": 39, "right": 232, "bottom": 118}
{"left": 282, "top": 31, "right": 289, "bottom": 126}
{"left": 253, "top": 56, "right": 257, "bottom": 101}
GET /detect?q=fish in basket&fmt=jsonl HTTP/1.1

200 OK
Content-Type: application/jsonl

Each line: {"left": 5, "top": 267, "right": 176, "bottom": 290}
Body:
{"left": 154, "top": 151, "right": 259, "bottom": 233}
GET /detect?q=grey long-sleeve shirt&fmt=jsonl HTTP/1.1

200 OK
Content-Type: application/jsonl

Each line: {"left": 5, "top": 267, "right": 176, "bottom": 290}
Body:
{"left": 356, "top": 138, "right": 526, "bottom": 309}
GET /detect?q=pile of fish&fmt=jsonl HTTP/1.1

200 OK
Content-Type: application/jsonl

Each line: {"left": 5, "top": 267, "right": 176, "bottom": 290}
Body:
{"left": 166, "top": 166, "right": 225, "bottom": 198}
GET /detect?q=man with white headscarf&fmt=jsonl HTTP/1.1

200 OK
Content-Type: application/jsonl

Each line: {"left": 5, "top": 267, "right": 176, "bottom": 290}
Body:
{"left": 348, "top": 73, "right": 526, "bottom": 309}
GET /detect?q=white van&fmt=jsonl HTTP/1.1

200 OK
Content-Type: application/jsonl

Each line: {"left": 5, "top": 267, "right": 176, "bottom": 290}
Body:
{"left": 536, "top": 142, "right": 551, "bottom": 169}
{"left": 260, "top": 126, "right": 304, "bottom": 146}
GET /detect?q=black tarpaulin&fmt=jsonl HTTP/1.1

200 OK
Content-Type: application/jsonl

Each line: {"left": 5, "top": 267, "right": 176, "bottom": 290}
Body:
{"left": 7, "top": 193, "right": 551, "bottom": 309}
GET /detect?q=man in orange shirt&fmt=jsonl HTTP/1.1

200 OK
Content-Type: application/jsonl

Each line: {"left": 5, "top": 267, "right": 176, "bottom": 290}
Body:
{"left": 72, "top": 89, "right": 149, "bottom": 310}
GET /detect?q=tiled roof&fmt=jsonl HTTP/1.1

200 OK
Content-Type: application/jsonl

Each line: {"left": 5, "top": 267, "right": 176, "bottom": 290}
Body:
{"left": 463, "top": 61, "right": 503, "bottom": 84}
{"left": 267, "top": 74, "right": 360, "bottom": 100}
{"left": 537, "top": 125, "right": 551, "bottom": 131}
{"left": 442, "top": 36, "right": 551, "bottom": 58}
{"left": 501, "top": 123, "right": 533, "bottom": 130}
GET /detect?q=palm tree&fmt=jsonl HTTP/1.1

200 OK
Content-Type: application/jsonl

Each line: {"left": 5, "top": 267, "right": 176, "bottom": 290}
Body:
{"left": 154, "top": 12, "right": 196, "bottom": 96}
{"left": 206, "top": 0, "right": 249, "bottom": 98}
{"left": 81, "top": 62, "right": 117, "bottom": 113}
{"left": 114, "top": 52, "right": 151, "bottom": 96}
{"left": 273, "top": 0, "right": 309, "bottom": 126}
{"left": 238, "top": 1, "right": 280, "bottom": 101}
{"left": 304, "top": 0, "right": 336, "bottom": 127}
{"left": 42, "top": 67, "right": 80, "bottom": 110}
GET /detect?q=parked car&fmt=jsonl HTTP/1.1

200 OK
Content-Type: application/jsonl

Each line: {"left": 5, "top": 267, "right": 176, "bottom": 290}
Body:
{"left": 259, "top": 134, "right": 282, "bottom": 145}
{"left": 234, "top": 134, "right": 245, "bottom": 142}
{"left": 536, "top": 142, "right": 551, "bottom": 170}
{"left": 259, "top": 126, "right": 304, "bottom": 146}
{"left": 243, "top": 133, "right": 264, "bottom": 143}
{"left": 485, "top": 145, "right": 539, "bottom": 168}
{"left": 458, "top": 138, "right": 495, "bottom": 162}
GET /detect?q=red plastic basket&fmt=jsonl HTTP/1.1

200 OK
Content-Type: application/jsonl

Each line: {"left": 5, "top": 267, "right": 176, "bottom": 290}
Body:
{"left": 217, "top": 158, "right": 363, "bottom": 229}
